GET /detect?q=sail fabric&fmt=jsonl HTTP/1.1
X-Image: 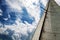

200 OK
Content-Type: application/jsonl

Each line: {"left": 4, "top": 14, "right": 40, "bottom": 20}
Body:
{"left": 55, "top": 0, "right": 60, "bottom": 6}
{"left": 40, "top": 0, "right": 60, "bottom": 40}
{"left": 0, "top": 0, "right": 48, "bottom": 40}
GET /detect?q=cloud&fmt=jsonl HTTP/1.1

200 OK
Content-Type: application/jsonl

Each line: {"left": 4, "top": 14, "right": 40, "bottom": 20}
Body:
{"left": 0, "top": 0, "right": 48, "bottom": 40}
{"left": 40, "top": 0, "right": 48, "bottom": 6}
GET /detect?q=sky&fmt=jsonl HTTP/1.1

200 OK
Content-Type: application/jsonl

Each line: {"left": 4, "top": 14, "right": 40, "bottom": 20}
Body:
{"left": 0, "top": 0, "right": 48, "bottom": 40}
{"left": 1, "top": 0, "right": 60, "bottom": 40}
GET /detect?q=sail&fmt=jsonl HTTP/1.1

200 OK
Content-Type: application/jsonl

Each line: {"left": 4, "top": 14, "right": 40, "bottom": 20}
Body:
{"left": 40, "top": 0, "right": 60, "bottom": 40}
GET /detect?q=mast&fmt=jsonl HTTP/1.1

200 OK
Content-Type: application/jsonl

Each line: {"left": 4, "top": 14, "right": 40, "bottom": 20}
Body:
{"left": 32, "top": 0, "right": 60, "bottom": 40}
{"left": 32, "top": 0, "right": 50, "bottom": 40}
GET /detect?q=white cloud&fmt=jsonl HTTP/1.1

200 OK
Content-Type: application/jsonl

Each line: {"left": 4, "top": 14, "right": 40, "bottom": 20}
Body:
{"left": 0, "top": 9, "right": 3, "bottom": 16}
{"left": 0, "top": 0, "right": 48, "bottom": 40}
{"left": 40, "top": 0, "right": 48, "bottom": 6}
{"left": 6, "top": 0, "right": 22, "bottom": 11}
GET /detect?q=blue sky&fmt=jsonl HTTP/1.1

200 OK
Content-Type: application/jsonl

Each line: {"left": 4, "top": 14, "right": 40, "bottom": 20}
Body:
{"left": 0, "top": 0, "right": 49, "bottom": 40}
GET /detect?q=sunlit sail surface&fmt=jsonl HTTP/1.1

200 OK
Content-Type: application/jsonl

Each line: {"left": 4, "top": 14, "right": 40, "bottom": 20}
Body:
{"left": 40, "top": 0, "right": 60, "bottom": 40}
